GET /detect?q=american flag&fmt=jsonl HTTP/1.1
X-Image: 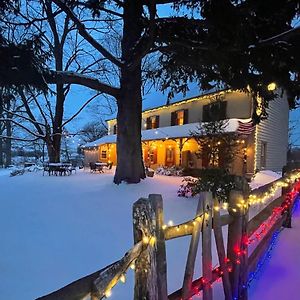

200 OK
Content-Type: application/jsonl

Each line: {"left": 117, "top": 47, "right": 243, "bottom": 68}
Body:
{"left": 237, "top": 120, "right": 255, "bottom": 135}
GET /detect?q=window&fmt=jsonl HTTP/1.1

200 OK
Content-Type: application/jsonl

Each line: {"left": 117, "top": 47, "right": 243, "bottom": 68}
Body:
{"left": 171, "top": 109, "right": 189, "bottom": 126}
{"left": 146, "top": 115, "right": 160, "bottom": 129}
{"left": 101, "top": 150, "right": 107, "bottom": 159}
{"left": 149, "top": 148, "right": 157, "bottom": 164}
{"left": 202, "top": 101, "right": 227, "bottom": 122}
{"left": 260, "top": 141, "right": 267, "bottom": 169}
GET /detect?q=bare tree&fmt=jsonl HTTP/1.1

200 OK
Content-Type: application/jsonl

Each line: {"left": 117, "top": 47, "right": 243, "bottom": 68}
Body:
{"left": 79, "top": 121, "right": 107, "bottom": 143}
{"left": 0, "top": 0, "right": 114, "bottom": 162}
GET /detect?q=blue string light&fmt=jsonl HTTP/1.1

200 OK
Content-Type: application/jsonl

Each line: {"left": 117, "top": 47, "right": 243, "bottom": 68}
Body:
{"left": 247, "top": 194, "right": 300, "bottom": 288}
{"left": 247, "top": 228, "right": 282, "bottom": 287}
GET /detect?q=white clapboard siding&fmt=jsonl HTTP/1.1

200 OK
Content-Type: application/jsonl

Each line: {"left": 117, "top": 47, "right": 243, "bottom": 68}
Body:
{"left": 255, "top": 94, "right": 289, "bottom": 172}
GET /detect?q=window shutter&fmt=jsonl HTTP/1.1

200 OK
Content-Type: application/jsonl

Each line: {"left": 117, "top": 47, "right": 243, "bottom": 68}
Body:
{"left": 146, "top": 117, "right": 151, "bottom": 130}
{"left": 171, "top": 112, "right": 176, "bottom": 126}
{"left": 202, "top": 104, "right": 210, "bottom": 122}
{"left": 155, "top": 115, "right": 160, "bottom": 128}
{"left": 113, "top": 124, "right": 117, "bottom": 134}
{"left": 220, "top": 101, "right": 227, "bottom": 120}
{"left": 183, "top": 109, "right": 189, "bottom": 124}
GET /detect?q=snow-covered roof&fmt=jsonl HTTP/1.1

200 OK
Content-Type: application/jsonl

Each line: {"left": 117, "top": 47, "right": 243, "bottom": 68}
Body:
{"left": 83, "top": 118, "right": 250, "bottom": 148}
{"left": 84, "top": 134, "right": 117, "bottom": 147}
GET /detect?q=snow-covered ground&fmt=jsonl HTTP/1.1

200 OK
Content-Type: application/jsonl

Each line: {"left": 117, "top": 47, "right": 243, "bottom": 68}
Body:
{"left": 250, "top": 200, "right": 300, "bottom": 300}
{"left": 250, "top": 170, "right": 281, "bottom": 190}
{"left": 0, "top": 170, "right": 203, "bottom": 300}
{"left": 0, "top": 169, "right": 297, "bottom": 300}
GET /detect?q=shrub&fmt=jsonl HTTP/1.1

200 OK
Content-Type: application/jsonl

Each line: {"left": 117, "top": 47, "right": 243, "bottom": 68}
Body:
{"left": 178, "top": 168, "right": 238, "bottom": 202}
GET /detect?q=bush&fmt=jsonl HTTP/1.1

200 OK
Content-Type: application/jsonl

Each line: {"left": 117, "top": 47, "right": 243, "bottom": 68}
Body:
{"left": 178, "top": 168, "right": 238, "bottom": 202}
{"left": 155, "top": 166, "right": 183, "bottom": 176}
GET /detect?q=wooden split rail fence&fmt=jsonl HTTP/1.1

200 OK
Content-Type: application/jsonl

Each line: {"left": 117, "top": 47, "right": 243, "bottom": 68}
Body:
{"left": 37, "top": 172, "right": 300, "bottom": 300}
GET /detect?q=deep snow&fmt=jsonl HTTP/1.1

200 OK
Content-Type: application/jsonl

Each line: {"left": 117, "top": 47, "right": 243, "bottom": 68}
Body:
{"left": 0, "top": 170, "right": 202, "bottom": 300}
{"left": 0, "top": 169, "right": 298, "bottom": 300}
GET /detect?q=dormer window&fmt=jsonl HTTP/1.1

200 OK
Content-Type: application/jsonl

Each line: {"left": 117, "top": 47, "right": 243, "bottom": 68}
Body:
{"left": 146, "top": 115, "right": 159, "bottom": 129}
{"left": 171, "top": 109, "right": 188, "bottom": 126}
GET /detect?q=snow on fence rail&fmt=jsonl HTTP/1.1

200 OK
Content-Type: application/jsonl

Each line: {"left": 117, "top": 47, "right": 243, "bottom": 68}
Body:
{"left": 37, "top": 171, "right": 300, "bottom": 300}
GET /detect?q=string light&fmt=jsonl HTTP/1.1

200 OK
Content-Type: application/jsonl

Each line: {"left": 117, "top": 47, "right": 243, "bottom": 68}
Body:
{"left": 267, "top": 82, "right": 277, "bottom": 91}
{"left": 106, "top": 90, "right": 229, "bottom": 123}
{"left": 120, "top": 274, "right": 126, "bottom": 283}
{"left": 168, "top": 220, "right": 174, "bottom": 226}
{"left": 104, "top": 289, "right": 112, "bottom": 298}
{"left": 247, "top": 229, "right": 282, "bottom": 287}
{"left": 97, "top": 174, "right": 300, "bottom": 300}
{"left": 130, "top": 262, "right": 135, "bottom": 270}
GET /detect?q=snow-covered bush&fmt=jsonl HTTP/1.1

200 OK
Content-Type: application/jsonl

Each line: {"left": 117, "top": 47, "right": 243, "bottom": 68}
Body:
{"left": 178, "top": 169, "right": 238, "bottom": 202}
{"left": 10, "top": 168, "right": 25, "bottom": 177}
{"left": 155, "top": 166, "right": 184, "bottom": 176}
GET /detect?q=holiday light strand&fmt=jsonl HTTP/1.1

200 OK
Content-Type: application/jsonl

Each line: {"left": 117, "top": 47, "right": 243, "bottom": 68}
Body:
{"left": 103, "top": 235, "right": 157, "bottom": 298}
{"left": 248, "top": 194, "right": 300, "bottom": 287}
{"left": 248, "top": 228, "right": 282, "bottom": 288}
{"left": 174, "top": 182, "right": 300, "bottom": 298}
{"left": 211, "top": 171, "right": 300, "bottom": 213}
{"left": 104, "top": 176, "right": 300, "bottom": 298}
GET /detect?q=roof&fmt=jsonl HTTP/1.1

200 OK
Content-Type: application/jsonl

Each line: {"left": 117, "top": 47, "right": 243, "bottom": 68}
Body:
{"left": 105, "top": 88, "right": 227, "bottom": 122}
{"left": 83, "top": 118, "right": 250, "bottom": 148}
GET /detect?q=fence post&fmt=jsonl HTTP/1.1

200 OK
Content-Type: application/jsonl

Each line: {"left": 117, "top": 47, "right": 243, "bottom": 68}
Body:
{"left": 227, "top": 186, "right": 249, "bottom": 300}
{"left": 182, "top": 197, "right": 203, "bottom": 299}
{"left": 132, "top": 194, "right": 168, "bottom": 300}
{"left": 213, "top": 198, "right": 233, "bottom": 300}
{"left": 202, "top": 192, "right": 213, "bottom": 300}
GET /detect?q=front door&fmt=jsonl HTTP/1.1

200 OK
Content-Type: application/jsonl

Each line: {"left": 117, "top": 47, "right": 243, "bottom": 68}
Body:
{"left": 165, "top": 147, "right": 175, "bottom": 166}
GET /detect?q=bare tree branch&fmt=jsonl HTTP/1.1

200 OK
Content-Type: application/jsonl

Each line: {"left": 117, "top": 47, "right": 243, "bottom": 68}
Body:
{"left": 258, "top": 25, "right": 300, "bottom": 45}
{"left": 0, "top": 135, "right": 40, "bottom": 142}
{"left": 52, "top": 0, "right": 123, "bottom": 68}
{"left": 62, "top": 92, "right": 102, "bottom": 128}
{"left": 45, "top": 70, "right": 120, "bottom": 97}
{"left": 0, "top": 118, "right": 45, "bottom": 138}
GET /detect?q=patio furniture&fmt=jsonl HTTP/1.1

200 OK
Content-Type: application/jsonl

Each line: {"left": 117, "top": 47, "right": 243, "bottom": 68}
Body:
{"left": 102, "top": 162, "right": 113, "bottom": 171}
{"left": 89, "top": 162, "right": 107, "bottom": 173}
{"left": 43, "top": 163, "right": 73, "bottom": 176}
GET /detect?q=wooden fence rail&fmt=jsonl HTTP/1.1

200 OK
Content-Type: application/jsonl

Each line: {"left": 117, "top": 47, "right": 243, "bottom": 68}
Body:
{"left": 37, "top": 171, "right": 300, "bottom": 300}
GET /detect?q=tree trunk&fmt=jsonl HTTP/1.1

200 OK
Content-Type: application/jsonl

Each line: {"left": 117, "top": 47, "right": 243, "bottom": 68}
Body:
{"left": 113, "top": 0, "right": 145, "bottom": 184}
{"left": 46, "top": 140, "right": 60, "bottom": 163}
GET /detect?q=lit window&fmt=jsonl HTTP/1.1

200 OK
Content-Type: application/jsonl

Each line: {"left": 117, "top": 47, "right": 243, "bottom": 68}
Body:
{"left": 146, "top": 116, "right": 159, "bottom": 129}
{"left": 171, "top": 109, "right": 188, "bottom": 126}
{"left": 177, "top": 110, "right": 184, "bottom": 125}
